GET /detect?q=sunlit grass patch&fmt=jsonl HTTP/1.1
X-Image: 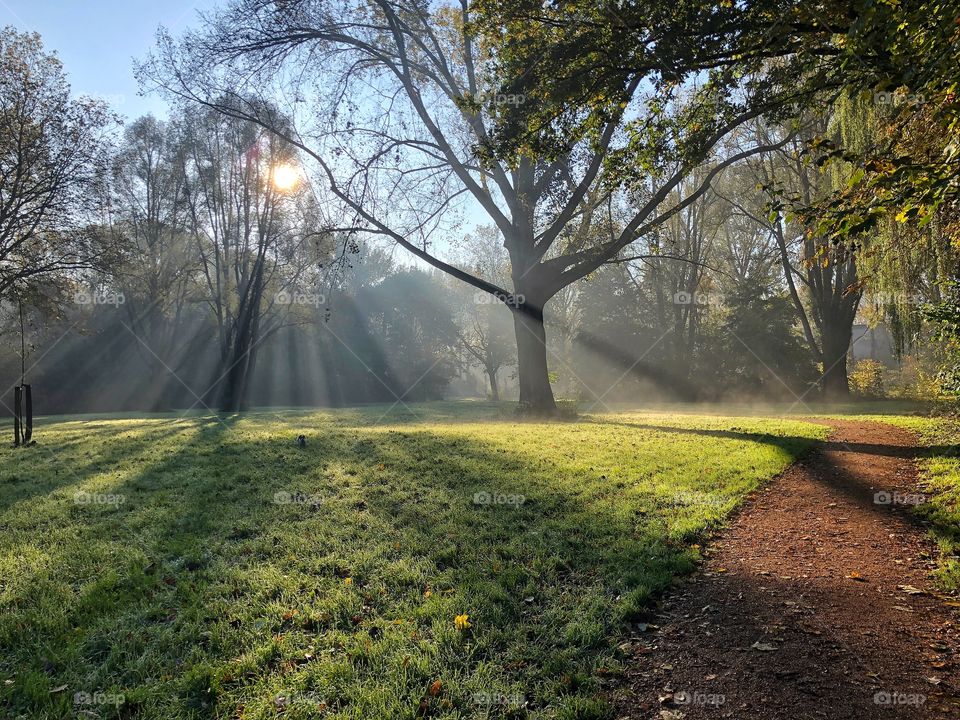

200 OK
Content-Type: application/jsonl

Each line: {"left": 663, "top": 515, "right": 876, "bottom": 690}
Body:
{"left": 0, "top": 404, "right": 826, "bottom": 719}
{"left": 867, "top": 415, "right": 960, "bottom": 591}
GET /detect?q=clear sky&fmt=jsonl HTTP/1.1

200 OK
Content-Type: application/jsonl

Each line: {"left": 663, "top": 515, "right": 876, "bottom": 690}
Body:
{"left": 0, "top": 0, "right": 220, "bottom": 119}
{"left": 1, "top": 0, "right": 485, "bottom": 252}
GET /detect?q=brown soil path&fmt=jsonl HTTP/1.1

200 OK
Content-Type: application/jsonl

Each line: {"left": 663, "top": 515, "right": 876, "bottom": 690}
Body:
{"left": 610, "top": 420, "right": 959, "bottom": 719}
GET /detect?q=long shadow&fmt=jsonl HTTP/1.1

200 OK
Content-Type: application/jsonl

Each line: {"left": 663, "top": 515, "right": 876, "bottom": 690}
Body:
{"left": 592, "top": 417, "right": 959, "bottom": 553}
{"left": 0, "top": 415, "right": 815, "bottom": 719}
{"left": 596, "top": 419, "right": 817, "bottom": 451}
{"left": 621, "top": 571, "right": 948, "bottom": 719}
{"left": 0, "top": 421, "right": 199, "bottom": 514}
{"left": 599, "top": 419, "right": 956, "bottom": 461}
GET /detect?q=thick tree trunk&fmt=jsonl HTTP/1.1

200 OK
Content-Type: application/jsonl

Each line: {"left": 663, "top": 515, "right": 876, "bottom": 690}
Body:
{"left": 486, "top": 365, "right": 500, "bottom": 401}
{"left": 821, "top": 325, "right": 852, "bottom": 399}
{"left": 219, "top": 344, "right": 252, "bottom": 412}
{"left": 512, "top": 307, "right": 556, "bottom": 413}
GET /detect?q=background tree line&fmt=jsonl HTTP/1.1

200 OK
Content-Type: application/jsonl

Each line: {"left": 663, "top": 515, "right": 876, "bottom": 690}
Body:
{"left": 1, "top": 0, "right": 958, "bottom": 413}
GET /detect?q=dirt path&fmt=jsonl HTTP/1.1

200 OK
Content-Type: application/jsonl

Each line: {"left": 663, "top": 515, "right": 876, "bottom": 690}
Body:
{"left": 610, "top": 420, "right": 960, "bottom": 719}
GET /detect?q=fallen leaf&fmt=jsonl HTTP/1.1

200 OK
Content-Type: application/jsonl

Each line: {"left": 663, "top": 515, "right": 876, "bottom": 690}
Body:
{"left": 751, "top": 641, "right": 778, "bottom": 652}
{"left": 428, "top": 679, "right": 442, "bottom": 696}
{"left": 49, "top": 685, "right": 68, "bottom": 694}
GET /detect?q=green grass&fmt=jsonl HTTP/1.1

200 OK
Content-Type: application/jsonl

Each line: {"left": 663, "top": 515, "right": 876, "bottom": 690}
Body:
{"left": 862, "top": 415, "right": 960, "bottom": 591}
{"left": 0, "top": 403, "right": 827, "bottom": 719}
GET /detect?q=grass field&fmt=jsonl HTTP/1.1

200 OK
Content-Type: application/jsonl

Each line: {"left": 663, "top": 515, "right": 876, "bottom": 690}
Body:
{"left": 860, "top": 415, "right": 960, "bottom": 591}
{"left": 0, "top": 403, "right": 849, "bottom": 719}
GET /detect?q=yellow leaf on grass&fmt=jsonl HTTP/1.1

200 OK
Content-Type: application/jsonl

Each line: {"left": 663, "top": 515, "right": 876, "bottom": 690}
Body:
{"left": 454, "top": 614, "right": 472, "bottom": 631}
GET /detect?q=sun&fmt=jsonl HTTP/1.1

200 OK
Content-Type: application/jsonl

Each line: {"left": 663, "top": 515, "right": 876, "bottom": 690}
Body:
{"left": 271, "top": 163, "right": 301, "bottom": 192}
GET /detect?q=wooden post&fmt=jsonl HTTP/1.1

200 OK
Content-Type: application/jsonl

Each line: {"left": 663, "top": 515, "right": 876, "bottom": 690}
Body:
{"left": 14, "top": 298, "right": 34, "bottom": 446}
{"left": 13, "top": 386, "right": 22, "bottom": 446}
{"left": 23, "top": 384, "right": 32, "bottom": 444}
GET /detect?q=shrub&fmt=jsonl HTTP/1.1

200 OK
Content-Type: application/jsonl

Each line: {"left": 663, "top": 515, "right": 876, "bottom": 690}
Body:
{"left": 849, "top": 359, "right": 885, "bottom": 397}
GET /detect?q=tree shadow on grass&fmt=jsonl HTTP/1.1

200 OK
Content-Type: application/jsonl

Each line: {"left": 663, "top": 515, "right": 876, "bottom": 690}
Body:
{"left": 599, "top": 419, "right": 958, "bottom": 461}
{"left": 1, "top": 416, "right": 816, "bottom": 719}
{"left": 0, "top": 420, "right": 209, "bottom": 514}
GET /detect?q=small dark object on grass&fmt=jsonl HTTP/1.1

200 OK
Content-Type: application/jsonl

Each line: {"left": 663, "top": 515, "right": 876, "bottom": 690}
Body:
{"left": 296, "top": 434, "right": 307, "bottom": 448}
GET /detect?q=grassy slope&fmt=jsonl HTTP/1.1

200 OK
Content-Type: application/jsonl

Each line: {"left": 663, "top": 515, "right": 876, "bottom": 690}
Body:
{"left": 862, "top": 415, "right": 960, "bottom": 591}
{"left": 0, "top": 404, "right": 826, "bottom": 719}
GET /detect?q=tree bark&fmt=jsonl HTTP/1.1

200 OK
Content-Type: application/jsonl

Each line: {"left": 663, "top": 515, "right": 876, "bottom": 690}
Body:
{"left": 486, "top": 365, "right": 500, "bottom": 401}
{"left": 512, "top": 305, "right": 556, "bottom": 413}
{"left": 821, "top": 323, "right": 852, "bottom": 399}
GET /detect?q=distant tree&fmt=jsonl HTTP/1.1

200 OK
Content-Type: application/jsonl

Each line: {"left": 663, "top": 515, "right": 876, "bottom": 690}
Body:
{"left": 452, "top": 226, "right": 515, "bottom": 400}
{"left": 108, "top": 115, "right": 200, "bottom": 407}
{"left": 734, "top": 118, "right": 863, "bottom": 398}
{"left": 356, "top": 270, "right": 461, "bottom": 401}
{"left": 0, "top": 28, "right": 115, "bottom": 299}
{"left": 642, "top": 168, "right": 729, "bottom": 379}
{"left": 923, "top": 283, "right": 960, "bottom": 394}
{"left": 456, "top": 300, "right": 514, "bottom": 401}
{"left": 716, "top": 283, "right": 818, "bottom": 398}
{"left": 178, "top": 102, "right": 323, "bottom": 411}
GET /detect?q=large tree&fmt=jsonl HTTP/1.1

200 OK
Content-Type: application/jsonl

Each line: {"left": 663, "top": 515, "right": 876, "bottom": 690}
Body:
{"left": 140, "top": 0, "right": 830, "bottom": 412}
{"left": 108, "top": 115, "right": 201, "bottom": 408}
{"left": 0, "top": 27, "right": 114, "bottom": 299}
{"left": 178, "top": 102, "right": 328, "bottom": 411}
{"left": 731, "top": 118, "right": 863, "bottom": 397}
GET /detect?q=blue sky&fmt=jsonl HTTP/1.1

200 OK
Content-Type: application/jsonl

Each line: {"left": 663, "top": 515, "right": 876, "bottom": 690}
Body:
{"left": 0, "top": 0, "right": 219, "bottom": 119}
{"left": 2, "top": 0, "right": 487, "bottom": 252}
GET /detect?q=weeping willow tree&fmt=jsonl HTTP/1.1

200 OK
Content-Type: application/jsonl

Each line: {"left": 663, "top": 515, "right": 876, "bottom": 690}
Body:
{"left": 834, "top": 94, "right": 960, "bottom": 372}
